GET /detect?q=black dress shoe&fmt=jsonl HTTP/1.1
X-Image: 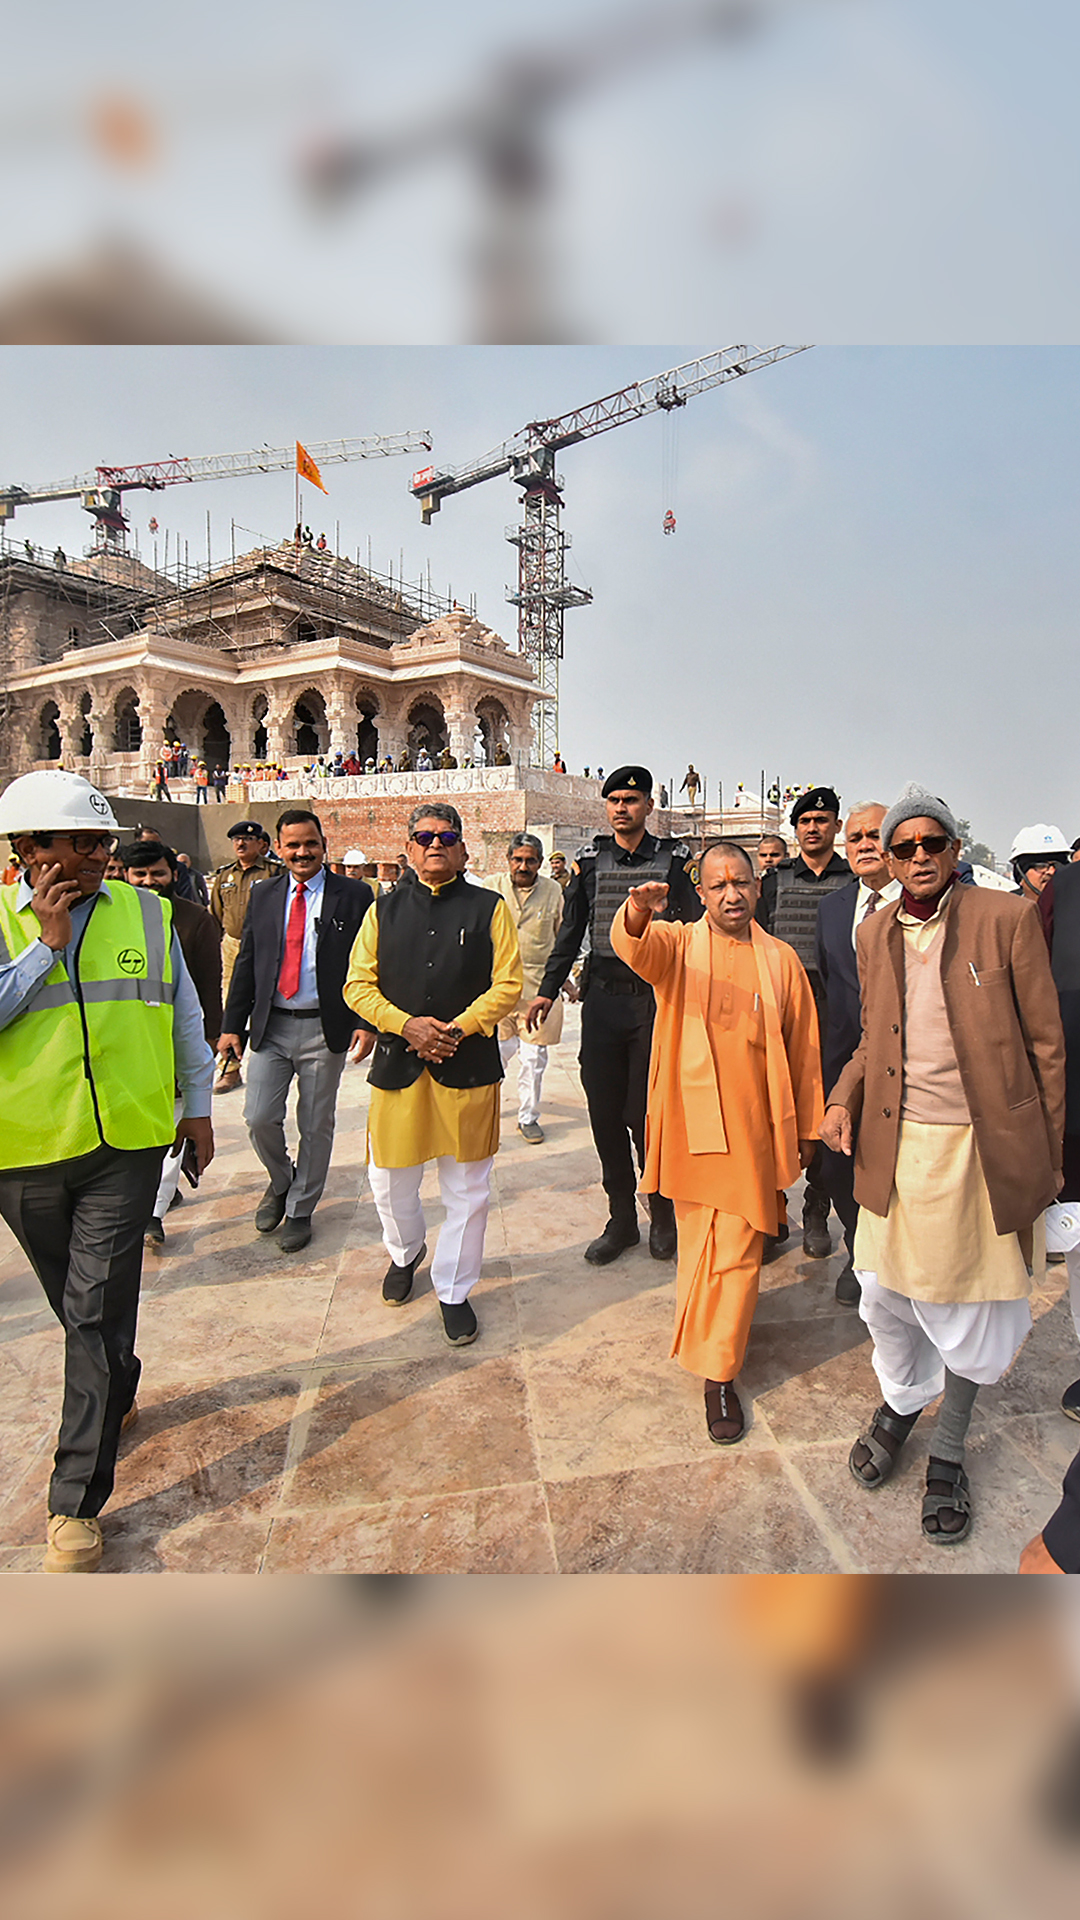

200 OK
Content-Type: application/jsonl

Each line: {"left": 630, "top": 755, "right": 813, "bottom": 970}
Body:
{"left": 382, "top": 1242, "right": 427, "bottom": 1306}
{"left": 255, "top": 1183, "right": 289, "bottom": 1233}
{"left": 277, "top": 1215, "right": 312, "bottom": 1253}
{"left": 440, "top": 1298, "right": 479, "bottom": 1346}
{"left": 647, "top": 1194, "right": 677, "bottom": 1261}
{"left": 1062, "top": 1378, "right": 1080, "bottom": 1422}
{"left": 802, "top": 1197, "right": 832, "bottom": 1259}
{"left": 834, "top": 1259, "right": 861, "bottom": 1306}
{"left": 584, "top": 1217, "right": 640, "bottom": 1265}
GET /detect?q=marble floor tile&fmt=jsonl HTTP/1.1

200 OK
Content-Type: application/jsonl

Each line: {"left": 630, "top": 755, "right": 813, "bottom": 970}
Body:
{"left": 265, "top": 1482, "right": 556, "bottom": 1573}
{"left": 546, "top": 1454, "right": 841, "bottom": 1573}
{"left": 285, "top": 1352, "right": 539, "bottom": 1508}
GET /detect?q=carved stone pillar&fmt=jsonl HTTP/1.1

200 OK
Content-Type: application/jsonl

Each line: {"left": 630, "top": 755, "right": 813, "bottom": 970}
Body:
{"left": 135, "top": 684, "right": 168, "bottom": 786}
{"left": 325, "top": 683, "right": 351, "bottom": 758}
{"left": 264, "top": 690, "right": 293, "bottom": 764}
{"left": 377, "top": 699, "right": 408, "bottom": 767}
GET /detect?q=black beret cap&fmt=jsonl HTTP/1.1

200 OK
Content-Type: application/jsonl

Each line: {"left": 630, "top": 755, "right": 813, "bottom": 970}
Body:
{"left": 227, "top": 820, "right": 266, "bottom": 838}
{"left": 790, "top": 786, "right": 840, "bottom": 825}
{"left": 601, "top": 765, "right": 653, "bottom": 799}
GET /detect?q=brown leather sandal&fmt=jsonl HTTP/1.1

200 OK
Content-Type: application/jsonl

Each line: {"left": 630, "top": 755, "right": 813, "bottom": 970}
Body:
{"left": 705, "top": 1379, "right": 745, "bottom": 1445}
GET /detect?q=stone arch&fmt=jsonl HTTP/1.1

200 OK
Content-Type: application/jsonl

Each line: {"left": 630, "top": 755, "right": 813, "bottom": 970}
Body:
{"left": 354, "top": 688, "right": 380, "bottom": 764}
{"left": 166, "top": 687, "right": 216, "bottom": 756}
{"left": 113, "top": 687, "right": 142, "bottom": 752}
{"left": 201, "top": 702, "right": 231, "bottom": 768}
{"left": 38, "top": 700, "right": 61, "bottom": 761}
{"left": 406, "top": 694, "right": 447, "bottom": 762}
{"left": 293, "top": 687, "right": 328, "bottom": 758}
{"left": 475, "top": 695, "right": 511, "bottom": 767}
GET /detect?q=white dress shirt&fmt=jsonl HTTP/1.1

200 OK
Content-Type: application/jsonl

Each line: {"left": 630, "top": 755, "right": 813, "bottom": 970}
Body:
{"left": 852, "top": 876, "right": 902, "bottom": 948}
{"left": 273, "top": 865, "right": 326, "bottom": 1010}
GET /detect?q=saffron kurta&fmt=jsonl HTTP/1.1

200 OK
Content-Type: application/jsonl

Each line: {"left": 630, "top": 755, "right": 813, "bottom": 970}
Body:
{"left": 612, "top": 904, "right": 823, "bottom": 1379}
{"left": 343, "top": 884, "right": 522, "bottom": 1166}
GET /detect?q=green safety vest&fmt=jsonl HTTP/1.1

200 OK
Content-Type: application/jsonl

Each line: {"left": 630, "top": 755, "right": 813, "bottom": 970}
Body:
{"left": 0, "top": 880, "right": 177, "bottom": 1170}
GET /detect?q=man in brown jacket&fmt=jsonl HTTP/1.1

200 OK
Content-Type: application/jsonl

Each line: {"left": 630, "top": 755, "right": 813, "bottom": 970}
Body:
{"left": 822, "top": 782, "right": 1065, "bottom": 1547}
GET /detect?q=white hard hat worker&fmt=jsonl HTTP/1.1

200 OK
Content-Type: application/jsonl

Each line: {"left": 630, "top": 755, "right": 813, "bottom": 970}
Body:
{"left": 0, "top": 766, "right": 215, "bottom": 1575}
{"left": 341, "top": 846, "right": 368, "bottom": 875}
{"left": 1008, "top": 823, "right": 1071, "bottom": 901}
{"left": 0, "top": 769, "right": 118, "bottom": 838}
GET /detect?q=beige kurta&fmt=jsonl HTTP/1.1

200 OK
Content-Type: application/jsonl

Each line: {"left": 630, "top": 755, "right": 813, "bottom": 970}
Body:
{"left": 494, "top": 871, "right": 564, "bottom": 1047}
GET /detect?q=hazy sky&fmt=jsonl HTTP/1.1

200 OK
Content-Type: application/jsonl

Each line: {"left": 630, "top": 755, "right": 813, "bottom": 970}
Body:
{"left": 2, "top": 4, "right": 1079, "bottom": 341}
{"left": 2, "top": 342, "right": 1077, "bottom": 859}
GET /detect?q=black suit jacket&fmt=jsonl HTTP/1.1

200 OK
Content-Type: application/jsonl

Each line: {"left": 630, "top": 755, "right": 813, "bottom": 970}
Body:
{"left": 815, "top": 879, "right": 861, "bottom": 1100}
{"left": 223, "top": 867, "right": 375, "bottom": 1055}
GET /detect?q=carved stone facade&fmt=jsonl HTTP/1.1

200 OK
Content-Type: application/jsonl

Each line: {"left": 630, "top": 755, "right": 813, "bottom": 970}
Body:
{"left": 0, "top": 542, "right": 542, "bottom": 793}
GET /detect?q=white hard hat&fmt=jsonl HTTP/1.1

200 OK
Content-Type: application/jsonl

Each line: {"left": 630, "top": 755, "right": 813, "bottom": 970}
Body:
{"left": 0, "top": 770, "right": 118, "bottom": 836}
{"left": 1008, "top": 823, "right": 1070, "bottom": 862}
{"left": 341, "top": 847, "right": 367, "bottom": 865}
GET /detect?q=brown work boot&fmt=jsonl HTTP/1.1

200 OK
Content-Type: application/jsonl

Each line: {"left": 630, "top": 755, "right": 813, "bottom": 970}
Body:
{"left": 213, "top": 1065, "right": 243, "bottom": 1095}
{"left": 43, "top": 1513, "right": 103, "bottom": 1574}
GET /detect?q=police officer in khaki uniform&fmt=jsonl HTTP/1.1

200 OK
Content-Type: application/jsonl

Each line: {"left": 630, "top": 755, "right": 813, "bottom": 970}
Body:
{"left": 209, "top": 821, "right": 277, "bottom": 1091}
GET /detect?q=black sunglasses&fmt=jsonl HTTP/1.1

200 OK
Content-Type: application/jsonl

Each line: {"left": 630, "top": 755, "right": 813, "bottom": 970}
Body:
{"left": 412, "top": 829, "right": 461, "bottom": 848}
{"left": 889, "top": 834, "right": 949, "bottom": 862}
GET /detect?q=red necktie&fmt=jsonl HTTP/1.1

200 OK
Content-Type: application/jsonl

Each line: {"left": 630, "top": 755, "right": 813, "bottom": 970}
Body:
{"left": 278, "top": 881, "right": 307, "bottom": 999}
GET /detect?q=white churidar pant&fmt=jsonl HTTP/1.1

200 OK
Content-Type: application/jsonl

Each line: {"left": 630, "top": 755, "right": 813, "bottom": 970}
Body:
{"left": 498, "top": 1033, "right": 548, "bottom": 1125}
{"left": 368, "top": 1156, "right": 493, "bottom": 1304}
{"left": 855, "top": 1273, "right": 1032, "bottom": 1417}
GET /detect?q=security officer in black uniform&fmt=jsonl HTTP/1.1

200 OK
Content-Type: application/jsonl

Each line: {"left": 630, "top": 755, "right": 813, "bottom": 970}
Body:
{"left": 756, "top": 785, "right": 850, "bottom": 1259}
{"left": 526, "top": 765, "right": 703, "bottom": 1264}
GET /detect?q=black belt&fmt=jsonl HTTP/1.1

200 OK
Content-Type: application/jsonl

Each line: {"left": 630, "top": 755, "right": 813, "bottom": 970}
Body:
{"left": 272, "top": 1006, "right": 322, "bottom": 1018}
{"left": 590, "top": 976, "right": 651, "bottom": 996}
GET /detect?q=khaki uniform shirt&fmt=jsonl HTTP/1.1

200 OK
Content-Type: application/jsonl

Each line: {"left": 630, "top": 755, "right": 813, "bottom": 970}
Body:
{"left": 209, "top": 855, "right": 277, "bottom": 940}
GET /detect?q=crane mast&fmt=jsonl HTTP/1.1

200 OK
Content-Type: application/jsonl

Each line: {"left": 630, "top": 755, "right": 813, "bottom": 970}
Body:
{"left": 410, "top": 345, "right": 809, "bottom": 764}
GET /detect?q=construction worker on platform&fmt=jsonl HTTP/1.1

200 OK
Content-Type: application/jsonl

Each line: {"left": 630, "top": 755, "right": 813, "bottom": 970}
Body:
{"left": 0, "top": 771, "right": 214, "bottom": 1573}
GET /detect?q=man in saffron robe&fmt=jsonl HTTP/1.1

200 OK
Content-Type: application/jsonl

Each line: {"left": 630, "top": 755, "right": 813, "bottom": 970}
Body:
{"left": 611, "top": 839, "right": 823, "bottom": 1444}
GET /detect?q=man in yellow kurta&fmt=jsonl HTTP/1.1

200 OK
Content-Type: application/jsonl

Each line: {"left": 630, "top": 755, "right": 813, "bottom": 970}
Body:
{"left": 612, "top": 839, "right": 823, "bottom": 1443}
{"left": 343, "top": 802, "right": 522, "bottom": 1347}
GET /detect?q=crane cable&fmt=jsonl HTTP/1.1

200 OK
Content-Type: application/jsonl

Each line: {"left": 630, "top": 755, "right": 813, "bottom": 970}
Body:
{"left": 661, "top": 407, "right": 680, "bottom": 534}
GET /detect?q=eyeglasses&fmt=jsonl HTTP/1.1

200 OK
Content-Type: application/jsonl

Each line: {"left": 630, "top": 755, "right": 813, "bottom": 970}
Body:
{"left": 888, "top": 834, "right": 949, "bottom": 862}
{"left": 50, "top": 833, "right": 115, "bottom": 855}
{"left": 412, "top": 829, "right": 461, "bottom": 848}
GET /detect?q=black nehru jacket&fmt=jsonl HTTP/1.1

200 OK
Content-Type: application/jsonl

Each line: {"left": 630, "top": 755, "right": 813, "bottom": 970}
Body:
{"left": 1043, "top": 1444, "right": 1080, "bottom": 1572}
{"left": 367, "top": 868, "right": 503, "bottom": 1092}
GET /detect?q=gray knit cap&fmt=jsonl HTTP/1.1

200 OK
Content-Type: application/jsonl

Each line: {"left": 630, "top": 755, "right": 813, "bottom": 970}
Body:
{"left": 880, "top": 782, "right": 959, "bottom": 853}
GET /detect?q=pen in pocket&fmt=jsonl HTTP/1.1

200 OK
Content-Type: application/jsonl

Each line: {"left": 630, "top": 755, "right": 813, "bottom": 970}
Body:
{"left": 969, "top": 962, "right": 980, "bottom": 986}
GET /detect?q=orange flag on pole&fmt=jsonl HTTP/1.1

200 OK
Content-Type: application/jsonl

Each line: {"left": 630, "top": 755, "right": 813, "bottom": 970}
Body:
{"left": 296, "top": 441, "right": 327, "bottom": 493}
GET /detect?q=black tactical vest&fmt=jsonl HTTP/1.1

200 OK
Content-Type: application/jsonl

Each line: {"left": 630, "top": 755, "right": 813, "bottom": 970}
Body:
{"left": 771, "top": 861, "right": 852, "bottom": 971}
{"left": 367, "top": 870, "right": 503, "bottom": 1092}
{"left": 588, "top": 836, "right": 690, "bottom": 981}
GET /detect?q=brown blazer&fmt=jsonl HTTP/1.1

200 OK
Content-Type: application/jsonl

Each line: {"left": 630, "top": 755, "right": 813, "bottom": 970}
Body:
{"left": 829, "top": 883, "right": 1065, "bottom": 1233}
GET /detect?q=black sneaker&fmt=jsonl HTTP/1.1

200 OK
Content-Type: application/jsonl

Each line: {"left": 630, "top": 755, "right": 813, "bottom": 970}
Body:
{"left": 382, "top": 1242, "right": 427, "bottom": 1306}
{"left": 440, "top": 1298, "right": 479, "bottom": 1346}
{"left": 802, "top": 1199, "right": 832, "bottom": 1259}
{"left": 144, "top": 1216, "right": 165, "bottom": 1248}
{"left": 1062, "top": 1379, "right": 1080, "bottom": 1423}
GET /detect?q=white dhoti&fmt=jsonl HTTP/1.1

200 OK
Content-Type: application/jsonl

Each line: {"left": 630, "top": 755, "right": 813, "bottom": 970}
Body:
{"left": 856, "top": 1275, "right": 1032, "bottom": 1416}
{"left": 367, "top": 1156, "right": 493, "bottom": 1304}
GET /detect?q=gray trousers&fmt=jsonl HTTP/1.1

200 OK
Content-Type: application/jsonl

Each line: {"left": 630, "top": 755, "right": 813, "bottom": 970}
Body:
{"left": 244, "top": 1012, "right": 347, "bottom": 1219}
{"left": 0, "top": 1142, "right": 163, "bottom": 1517}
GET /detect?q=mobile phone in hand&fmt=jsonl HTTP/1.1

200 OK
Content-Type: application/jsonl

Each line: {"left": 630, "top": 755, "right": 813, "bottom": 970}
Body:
{"left": 181, "top": 1136, "right": 201, "bottom": 1188}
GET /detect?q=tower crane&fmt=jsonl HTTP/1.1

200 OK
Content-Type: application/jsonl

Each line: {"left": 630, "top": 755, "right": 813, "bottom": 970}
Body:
{"left": 0, "top": 429, "right": 433, "bottom": 551}
{"left": 410, "top": 344, "right": 809, "bottom": 763}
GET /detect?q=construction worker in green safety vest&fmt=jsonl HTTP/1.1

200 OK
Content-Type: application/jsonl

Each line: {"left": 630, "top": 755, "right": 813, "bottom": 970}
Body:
{"left": 0, "top": 770, "right": 215, "bottom": 1573}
